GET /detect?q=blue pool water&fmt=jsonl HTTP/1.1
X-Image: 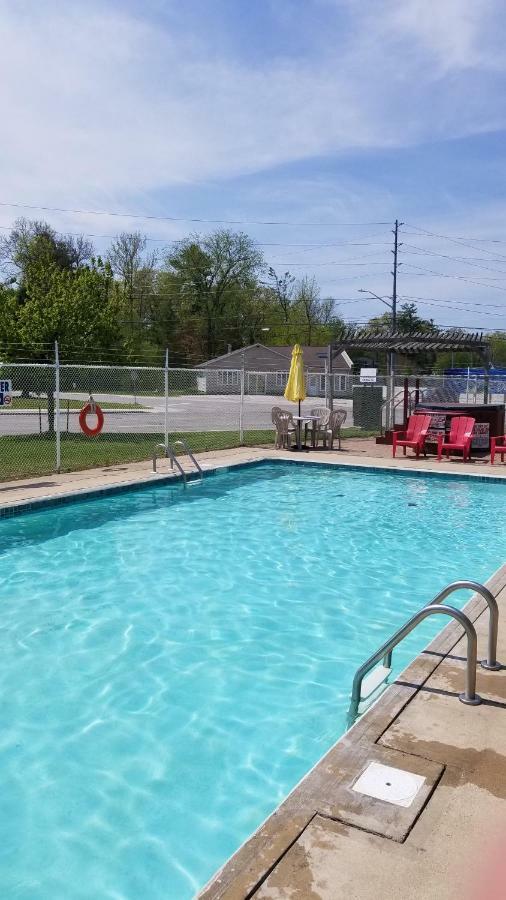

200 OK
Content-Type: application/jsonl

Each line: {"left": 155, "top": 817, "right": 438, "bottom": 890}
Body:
{"left": 1, "top": 461, "right": 505, "bottom": 898}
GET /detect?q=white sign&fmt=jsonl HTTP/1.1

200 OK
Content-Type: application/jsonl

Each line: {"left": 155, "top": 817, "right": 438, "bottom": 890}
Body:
{"left": 360, "top": 368, "right": 377, "bottom": 384}
{"left": 0, "top": 380, "right": 12, "bottom": 407}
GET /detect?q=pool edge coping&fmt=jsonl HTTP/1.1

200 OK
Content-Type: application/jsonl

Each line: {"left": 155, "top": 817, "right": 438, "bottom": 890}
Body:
{"left": 2, "top": 450, "right": 506, "bottom": 517}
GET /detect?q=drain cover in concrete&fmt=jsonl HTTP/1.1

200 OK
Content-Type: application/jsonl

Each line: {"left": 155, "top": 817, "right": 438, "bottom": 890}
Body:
{"left": 352, "top": 761, "right": 426, "bottom": 807}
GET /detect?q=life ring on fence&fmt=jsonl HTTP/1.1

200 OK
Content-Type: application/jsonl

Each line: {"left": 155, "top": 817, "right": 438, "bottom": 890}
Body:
{"left": 79, "top": 401, "right": 104, "bottom": 437}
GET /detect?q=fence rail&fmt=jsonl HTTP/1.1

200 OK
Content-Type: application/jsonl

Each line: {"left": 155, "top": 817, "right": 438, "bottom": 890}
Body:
{"left": 0, "top": 359, "right": 502, "bottom": 480}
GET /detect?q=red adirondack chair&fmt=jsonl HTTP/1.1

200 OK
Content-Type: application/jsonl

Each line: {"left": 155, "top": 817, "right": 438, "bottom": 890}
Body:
{"left": 490, "top": 435, "right": 506, "bottom": 465}
{"left": 437, "top": 416, "right": 475, "bottom": 462}
{"left": 392, "top": 414, "right": 432, "bottom": 458}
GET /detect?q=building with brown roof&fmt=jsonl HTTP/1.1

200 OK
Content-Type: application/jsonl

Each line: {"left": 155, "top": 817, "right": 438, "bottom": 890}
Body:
{"left": 197, "top": 343, "right": 353, "bottom": 396}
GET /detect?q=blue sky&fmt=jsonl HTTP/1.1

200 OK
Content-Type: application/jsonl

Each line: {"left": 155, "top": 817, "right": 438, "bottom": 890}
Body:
{"left": 1, "top": 0, "right": 506, "bottom": 329}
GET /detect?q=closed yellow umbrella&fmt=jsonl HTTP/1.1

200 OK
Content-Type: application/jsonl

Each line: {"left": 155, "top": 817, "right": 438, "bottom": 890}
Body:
{"left": 284, "top": 343, "right": 306, "bottom": 411}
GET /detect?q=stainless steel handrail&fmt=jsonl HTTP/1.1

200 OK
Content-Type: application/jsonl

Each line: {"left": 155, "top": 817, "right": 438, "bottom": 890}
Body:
{"left": 383, "top": 580, "right": 500, "bottom": 672}
{"left": 430, "top": 581, "right": 499, "bottom": 671}
{"left": 155, "top": 444, "right": 187, "bottom": 480}
{"left": 152, "top": 439, "right": 203, "bottom": 482}
{"left": 171, "top": 439, "right": 203, "bottom": 479}
{"left": 348, "top": 604, "right": 481, "bottom": 727}
{"left": 379, "top": 389, "right": 417, "bottom": 435}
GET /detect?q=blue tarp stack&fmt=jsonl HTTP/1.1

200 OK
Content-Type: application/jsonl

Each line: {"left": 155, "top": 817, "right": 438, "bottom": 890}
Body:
{"left": 444, "top": 367, "right": 506, "bottom": 392}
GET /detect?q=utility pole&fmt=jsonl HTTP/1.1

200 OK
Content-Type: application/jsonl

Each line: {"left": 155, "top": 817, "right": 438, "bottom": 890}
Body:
{"left": 390, "top": 219, "right": 402, "bottom": 376}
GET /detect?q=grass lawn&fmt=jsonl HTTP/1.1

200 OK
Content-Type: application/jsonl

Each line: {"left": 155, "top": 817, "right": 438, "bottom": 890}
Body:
{"left": 0, "top": 427, "right": 376, "bottom": 480}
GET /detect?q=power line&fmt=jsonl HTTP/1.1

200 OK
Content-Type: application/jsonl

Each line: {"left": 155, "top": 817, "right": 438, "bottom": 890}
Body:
{"left": 401, "top": 294, "right": 506, "bottom": 310}
{"left": 404, "top": 223, "right": 506, "bottom": 262}
{"left": 402, "top": 262, "right": 506, "bottom": 292}
{"left": 398, "top": 297, "right": 506, "bottom": 318}
{"left": 267, "top": 260, "right": 390, "bottom": 267}
{"left": 0, "top": 201, "right": 391, "bottom": 228}
{"left": 403, "top": 243, "right": 506, "bottom": 276}
{"left": 0, "top": 222, "right": 392, "bottom": 249}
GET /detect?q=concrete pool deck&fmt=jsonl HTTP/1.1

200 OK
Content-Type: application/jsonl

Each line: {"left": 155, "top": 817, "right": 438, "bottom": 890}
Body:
{"left": 0, "top": 443, "right": 505, "bottom": 900}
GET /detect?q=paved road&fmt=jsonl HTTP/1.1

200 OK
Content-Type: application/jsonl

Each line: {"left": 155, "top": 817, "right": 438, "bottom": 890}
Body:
{"left": 0, "top": 393, "right": 356, "bottom": 435}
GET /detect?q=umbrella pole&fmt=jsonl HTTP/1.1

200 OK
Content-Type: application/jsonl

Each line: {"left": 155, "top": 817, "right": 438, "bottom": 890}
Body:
{"left": 298, "top": 398, "right": 301, "bottom": 449}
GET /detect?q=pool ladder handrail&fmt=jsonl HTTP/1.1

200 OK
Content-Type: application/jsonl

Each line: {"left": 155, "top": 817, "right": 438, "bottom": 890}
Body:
{"left": 348, "top": 579, "right": 501, "bottom": 726}
{"left": 152, "top": 439, "right": 203, "bottom": 485}
{"left": 348, "top": 603, "right": 482, "bottom": 728}
{"left": 424, "top": 580, "right": 499, "bottom": 670}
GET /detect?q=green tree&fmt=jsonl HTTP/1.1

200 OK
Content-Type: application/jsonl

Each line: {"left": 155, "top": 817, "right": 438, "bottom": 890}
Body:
{"left": 0, "top": 257, "right": 118, "bottom": 430}
{"left": 291, "top": 276, "right": 334, "bottom": 345}
{"left": 487, "top": 332, "right": 506, "bottom": 368}
{"left": 368, "top": 302, "right": 436, "bottom": 335}
{"left": 0, "top": 218, "right": 92, "bottom": 285}
{"left": 17, "top": 261, "right": 116, "bottom": 354}
{"left": 267, "top": 268, "right": 296, "bottom": 324}
{"left": 365, "top": 302, "right": 438, "bottom": 372}
{"left": 107, "top": 231, "right": 159, "bottom": 352}
{"left": 166, "top": 230, "right": 264, "bottom": 358}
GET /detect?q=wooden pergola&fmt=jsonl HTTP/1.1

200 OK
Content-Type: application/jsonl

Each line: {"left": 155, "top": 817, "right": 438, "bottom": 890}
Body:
{"left": 329, "top": 327, "right": 493, "bottom": 439}
{"left": 330, "top": 327, "right": 490, "bottom": 362}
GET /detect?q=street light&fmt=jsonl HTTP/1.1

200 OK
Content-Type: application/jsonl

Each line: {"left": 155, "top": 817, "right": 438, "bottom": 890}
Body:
{"left": 358, "top": 288, "right": 397, "bottom": 376}
{"left": 358, "top": 288, "right": 392, "bottom": 311}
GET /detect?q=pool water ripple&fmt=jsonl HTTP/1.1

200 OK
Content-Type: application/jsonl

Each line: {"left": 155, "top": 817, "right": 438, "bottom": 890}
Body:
{"left": 1, "top": 462, "right": 505, "bottom": 898}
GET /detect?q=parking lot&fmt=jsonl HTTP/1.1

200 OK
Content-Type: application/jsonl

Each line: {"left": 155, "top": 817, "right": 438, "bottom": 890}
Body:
{"left": 0, "top": 393, "right": 356, "bottom": 435}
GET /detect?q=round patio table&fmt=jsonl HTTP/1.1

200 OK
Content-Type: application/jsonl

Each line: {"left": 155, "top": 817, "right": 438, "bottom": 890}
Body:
{"left": 291, "top": 414, "right": 321, "bottom": 451}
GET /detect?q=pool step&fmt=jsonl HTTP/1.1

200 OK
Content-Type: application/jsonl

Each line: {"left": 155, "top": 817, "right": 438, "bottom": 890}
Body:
{"left": 358, "top": 664, "right": 392, "bottom": 714}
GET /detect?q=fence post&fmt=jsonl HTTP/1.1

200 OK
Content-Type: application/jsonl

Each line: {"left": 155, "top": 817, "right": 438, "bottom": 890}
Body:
{"left": 164, "top": 348, "right": 169, "bottom": 450}
{"left": 239, "top": 352, "right": 245, "bottom": 445}
{"left": 327, "top": 345, "right": 333, "bottom": 410}
{"left": 483, "top": 372, "right": 489, "bottom": 405}
{"left": 402, "top": 377, "right": 409, "bottom": 426}
{"left": 55, "top": 341, "right": 61, "bottom": 473}
{"left": 389, "top": 374, "right": 396, "bottom": 430}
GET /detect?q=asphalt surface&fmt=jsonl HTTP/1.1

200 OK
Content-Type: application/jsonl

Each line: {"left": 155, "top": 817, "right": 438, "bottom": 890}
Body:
{"left": 0, "top": 393, "right": 356, "bottom": 435}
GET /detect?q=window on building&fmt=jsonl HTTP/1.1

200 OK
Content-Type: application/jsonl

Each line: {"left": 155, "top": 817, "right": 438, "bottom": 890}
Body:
{"left": 217, "top": 370, "right": 240, "bottom": 387}
{"left": 333, "top": 374, "right": 349, "bottom": 391}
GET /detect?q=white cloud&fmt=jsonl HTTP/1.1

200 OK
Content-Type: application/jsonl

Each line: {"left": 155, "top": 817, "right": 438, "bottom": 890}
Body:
{"left": 0, "top": 0, "right": 504, "bottom": 215}
{"left": 382, "top": 0, "right": 503, "bottom": 73}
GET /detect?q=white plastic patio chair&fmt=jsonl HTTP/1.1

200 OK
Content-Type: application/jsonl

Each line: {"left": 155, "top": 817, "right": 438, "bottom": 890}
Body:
{"left": 320, "top": 408, "right": 347, "bottom": 450}
{"left": 271, "top": 406, "right": 296, "bottom": 449}
{"left": 305, "top": 406, "right": 330, "bottom": 448}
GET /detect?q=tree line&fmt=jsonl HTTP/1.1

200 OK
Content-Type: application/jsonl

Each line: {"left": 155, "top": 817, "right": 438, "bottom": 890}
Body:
{"left": 0, "top": 219, "right": 342, "bottom": 365}
{"left": 0, "top": 218, "right": 503, "bottom": 370}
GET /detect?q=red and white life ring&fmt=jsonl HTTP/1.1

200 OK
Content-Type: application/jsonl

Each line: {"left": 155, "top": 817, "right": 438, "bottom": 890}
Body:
{"left": 79, "top": 402, "right": 104, "bottom": 437}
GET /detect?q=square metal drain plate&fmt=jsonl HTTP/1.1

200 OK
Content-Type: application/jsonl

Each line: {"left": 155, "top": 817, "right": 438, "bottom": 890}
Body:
{"left": 352, "top": 761, "right": 426, "bottom": 808}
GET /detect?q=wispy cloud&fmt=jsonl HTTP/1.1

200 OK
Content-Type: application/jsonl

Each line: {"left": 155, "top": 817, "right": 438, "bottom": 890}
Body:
{"left": 0, "top": 0, "right": 504, "bottom": 209}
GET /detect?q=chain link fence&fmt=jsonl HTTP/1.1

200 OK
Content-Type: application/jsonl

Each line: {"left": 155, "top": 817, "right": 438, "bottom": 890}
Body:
{"left": 0, "top": 362, "right": 503, "bottom": 480}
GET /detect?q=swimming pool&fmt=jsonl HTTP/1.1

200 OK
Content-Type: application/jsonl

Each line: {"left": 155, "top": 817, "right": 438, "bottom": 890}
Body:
{"left": 1, "top": 460, "right": 505, "bottom": 898}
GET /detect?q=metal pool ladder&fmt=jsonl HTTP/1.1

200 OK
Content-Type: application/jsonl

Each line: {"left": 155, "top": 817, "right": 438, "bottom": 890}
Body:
{"left": 347, "top": 579, "right": 501, "bottom": 727}
{"left": 152, "top": 438, "right": 203, "bottom": 485}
